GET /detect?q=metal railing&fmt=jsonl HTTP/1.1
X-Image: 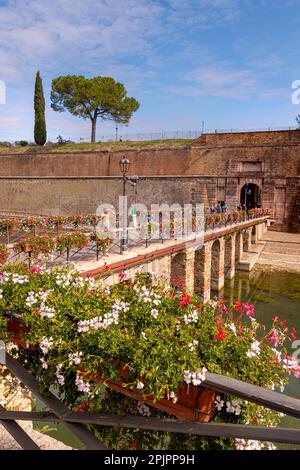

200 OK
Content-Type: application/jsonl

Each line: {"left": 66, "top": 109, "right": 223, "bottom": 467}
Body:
{"left": 0, "top": 354, "right": 299, "bottom": 450}
{"left": 0, "top": 211, "right": 269, "bottom": 266}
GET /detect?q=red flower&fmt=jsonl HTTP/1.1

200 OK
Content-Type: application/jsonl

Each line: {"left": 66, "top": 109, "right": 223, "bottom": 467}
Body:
{"left": 215, "top": 326, "right": 226, "bottom": 341}
{"left": 179, "top": 292, "right": 191, "bottom": 307}
{"left": 273, "top": 316, "right": 280, "bottom": 323}
{"left": 234, "top": 301, "right": 243, "bottom": 314}
{"left": 131, "top": 439, "right": 138, "bottom": 450}
{"left": 118, "top": 272, "right": 126, "bottom": 279}
{"left": 291, "top": 327, "right": 297, "bottom": 341}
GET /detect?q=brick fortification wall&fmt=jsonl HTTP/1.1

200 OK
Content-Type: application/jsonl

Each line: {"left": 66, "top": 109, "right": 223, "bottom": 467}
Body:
{"left": 189, "top": 130, "right": 300, "bottom": 232}
{"left": 0, "top": 130, "right": 300, "bottom": 232}
{"left": 189, "top": 130, "right": 300, "bottom": 176}
{"left": 0, "top": 147, "right": 189, "bottom": 177}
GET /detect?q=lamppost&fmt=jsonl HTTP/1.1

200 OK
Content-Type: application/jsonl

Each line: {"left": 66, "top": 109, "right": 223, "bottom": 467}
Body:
{"left": 119, "top": 156, "right": 131, "bottom": 254}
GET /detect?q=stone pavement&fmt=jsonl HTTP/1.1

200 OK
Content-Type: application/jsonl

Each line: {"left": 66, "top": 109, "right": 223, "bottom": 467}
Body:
{"left": 256, "top": 231, "right": 300, "bottom": 272}
{"left": 0, "top": 422, "right": 73, "bottom": 450}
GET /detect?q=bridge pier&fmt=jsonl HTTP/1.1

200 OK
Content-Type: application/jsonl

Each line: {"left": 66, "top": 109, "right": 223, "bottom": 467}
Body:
{"left": 211, "top": 238, "right": 225, "bottom": 291}
{"left": 243, "top": 228, "right": 252, "bottom": 252}
{"left": 235, "top": 231, "right": 243, "bottom": 263}
{"left": 194, "top": 243, "right": 212, "bottom": 302}
{"left": 225, "top": 234, "right": 236, "bottom": 280}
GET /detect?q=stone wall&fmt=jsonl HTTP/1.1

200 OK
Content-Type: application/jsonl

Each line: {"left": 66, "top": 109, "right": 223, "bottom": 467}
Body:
{"left": 1, "top": 175, "right": 299, "bottom": 232}
{"left": 0, "top": 130, "right": 300, "bottom": 231}
{"left": 0, "top": 176, "right": 199, "bottom": 215}
{"left": 0, "top": 147, "right": 190, "bottom": 177}
{"left": 189, "top": 130, "right": 300, "bottom": 176}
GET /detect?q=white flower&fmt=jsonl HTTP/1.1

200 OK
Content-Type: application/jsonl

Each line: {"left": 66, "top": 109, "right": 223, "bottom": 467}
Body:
{"left": 0, "top": 272, "right": 10, "bottom": 284}
{"left": 226, "top": 399, "right": 242, "bottom": 416}
{"left": 183, "top": 310, "right": 198, "bottom": 325}
{"left": 170, "top": 391, "right": 178, "bottom": 403}
{"left": 40, "top": 304, "right": 55, "bottom": 319}
{"left": 0, "top": 289, "right": 3, "bottom": 299}
{"left": 11, "top": 273, "right": 29, "bottom": 284}
{"left": 246, "top": 340, "right": 261, "bottom": 358}
{"left": 215, "top": 395, "right": 224, "bottom": 411}
{"left": 184, "top": 367, "right": 207, "bottom": 386}
{"left": 136, "top": 381, "right": 144, "bottom": 390}
{"left": 75, "top": 374, "right": 91, "bottom": 393}
{"left": 227, "top": 323, "right": 237, "bottom": 336}
{"left": 150, "top": 308, "right": 159, "bottom": 319}
{"left": 68, "top": 351, "right": 83, "bottom": 365}
{"left": 137, "top": 401, "right": 151, "bottom": 417}
{"left": 141, "top": 332, "right": 147, "bottom": 341}
{"left": 235, "top": 439, "right": 265, "bottom": 450}
{"left": 77, "top": 310, "right": 119, "bottom": 332}
{"left": 55, "top": 364, "right": 65, "bottom": 386}
{"left": 40, "top": 357, "right": 48, "bottom": 369}
{"left": 39, "top": 337, "right": 54, "bottom": 355}
{"left": 188, "top": 339, "right": 199, "bottom": 352}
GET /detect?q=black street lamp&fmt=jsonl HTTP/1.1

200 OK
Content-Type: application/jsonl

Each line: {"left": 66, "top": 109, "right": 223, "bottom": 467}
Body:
{"left": 119, "top": 157, "right": 131, "bottom": 254}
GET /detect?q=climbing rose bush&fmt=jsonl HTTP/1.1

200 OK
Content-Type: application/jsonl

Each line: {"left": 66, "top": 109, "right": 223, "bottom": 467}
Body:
{"left": 0, "top": 261, "right": 298, "bottom": 450}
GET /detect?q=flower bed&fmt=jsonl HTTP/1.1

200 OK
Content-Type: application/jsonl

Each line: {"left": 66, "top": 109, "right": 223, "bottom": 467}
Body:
{"left": 0, "top": 263, "right": 297, "bottom": 450}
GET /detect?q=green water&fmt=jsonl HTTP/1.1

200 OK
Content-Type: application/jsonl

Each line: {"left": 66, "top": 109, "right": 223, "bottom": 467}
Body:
{"left": 221, "top": 269, "right": 300, "bottom": 450}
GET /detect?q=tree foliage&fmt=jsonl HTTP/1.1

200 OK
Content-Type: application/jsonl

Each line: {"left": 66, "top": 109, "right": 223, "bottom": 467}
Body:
{"left": 50, "top": 75, "right": 140, "bottom": 142}
{"left": 34, "top": 71, "right": 47, "bottom": 146}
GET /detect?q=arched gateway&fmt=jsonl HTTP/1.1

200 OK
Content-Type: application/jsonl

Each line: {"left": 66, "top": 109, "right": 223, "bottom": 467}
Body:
{"left": 240, "top": 183, "right": 262, "bottom": 210}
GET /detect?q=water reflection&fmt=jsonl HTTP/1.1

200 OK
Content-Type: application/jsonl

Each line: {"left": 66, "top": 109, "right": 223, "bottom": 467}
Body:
{"left": 214, "top": 269, "right": 300, "bottom": 449}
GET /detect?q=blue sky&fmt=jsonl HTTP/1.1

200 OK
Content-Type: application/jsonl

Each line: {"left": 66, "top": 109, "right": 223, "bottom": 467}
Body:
{"left": 0, "top": 0, "right": 300, "bottom": 142}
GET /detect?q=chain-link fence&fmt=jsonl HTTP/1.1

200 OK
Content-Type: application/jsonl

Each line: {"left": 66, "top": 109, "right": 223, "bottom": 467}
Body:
{"left": 1, "top": 126, "right": 299, "bottom": 147}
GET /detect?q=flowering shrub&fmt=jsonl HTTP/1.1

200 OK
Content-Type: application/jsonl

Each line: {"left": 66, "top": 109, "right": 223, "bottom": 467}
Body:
{"left": 0, "top": 218, "right": 18, "bottom": 234}
{"left": 45, "top": 216, "right": 67, "bottom": 230}
{"left": 0, "top": 244, "right": 9, "bottom": 265}
{"left": 90, "top": 231, "right": 113, "bottom": 253}
{"left": 21, "top": 216, "right": 45, "bottom": 232}
{"left": 56, "top": 232, "right": 88, "bottom": 252}
{"left": 67, "top": 215, "right": 84, "bottom": 228}
{"left": 13, "top": 235, "right": 55, "bottom": 256}
{"left": 85, "top": 214, "right": 101, "bottom": 227}
{"left": 0, "top": 262, "right": 298, "bottom": 450}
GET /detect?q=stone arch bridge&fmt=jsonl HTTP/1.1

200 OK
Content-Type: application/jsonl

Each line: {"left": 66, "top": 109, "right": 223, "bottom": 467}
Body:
{"left": 83, "top": 216, "right": 269, "bottom": 301}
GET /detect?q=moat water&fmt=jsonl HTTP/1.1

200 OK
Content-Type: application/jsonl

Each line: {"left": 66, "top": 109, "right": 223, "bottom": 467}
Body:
{"left": 36, "top": 269, "right": 300, "bottom": 450}
{"left": 222, "top": 269, "right": 300, "bottom": 450}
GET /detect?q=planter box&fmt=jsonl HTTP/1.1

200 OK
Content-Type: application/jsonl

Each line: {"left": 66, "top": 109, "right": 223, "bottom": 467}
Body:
{"left": 5, "top": 315, "right": 38, "bottom": 351}
{"left": 5, "top": 318, "right": 218, "bottom": 422}
{"left": 82, "top": 365, "right": 218, "bottom": 423}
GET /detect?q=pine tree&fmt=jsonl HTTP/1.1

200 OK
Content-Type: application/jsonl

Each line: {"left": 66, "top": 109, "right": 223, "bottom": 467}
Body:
{"left": 34, "top": 71, "right": 47, "bottom": 146}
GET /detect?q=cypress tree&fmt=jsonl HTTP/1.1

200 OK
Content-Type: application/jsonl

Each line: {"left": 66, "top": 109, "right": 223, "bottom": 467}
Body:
{"left": 34, "top": 71, "right": 47, "bottom": 146}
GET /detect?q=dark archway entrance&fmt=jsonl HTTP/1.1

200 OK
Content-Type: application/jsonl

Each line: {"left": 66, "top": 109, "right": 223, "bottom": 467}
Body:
{"left": 240, "top": 183, "right": 262, "bottom": 210}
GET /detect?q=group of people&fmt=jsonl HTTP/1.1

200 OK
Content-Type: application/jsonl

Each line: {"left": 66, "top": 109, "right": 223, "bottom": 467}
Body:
{"left": 209, "top": 201, "right": 228, "bottom": 215}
